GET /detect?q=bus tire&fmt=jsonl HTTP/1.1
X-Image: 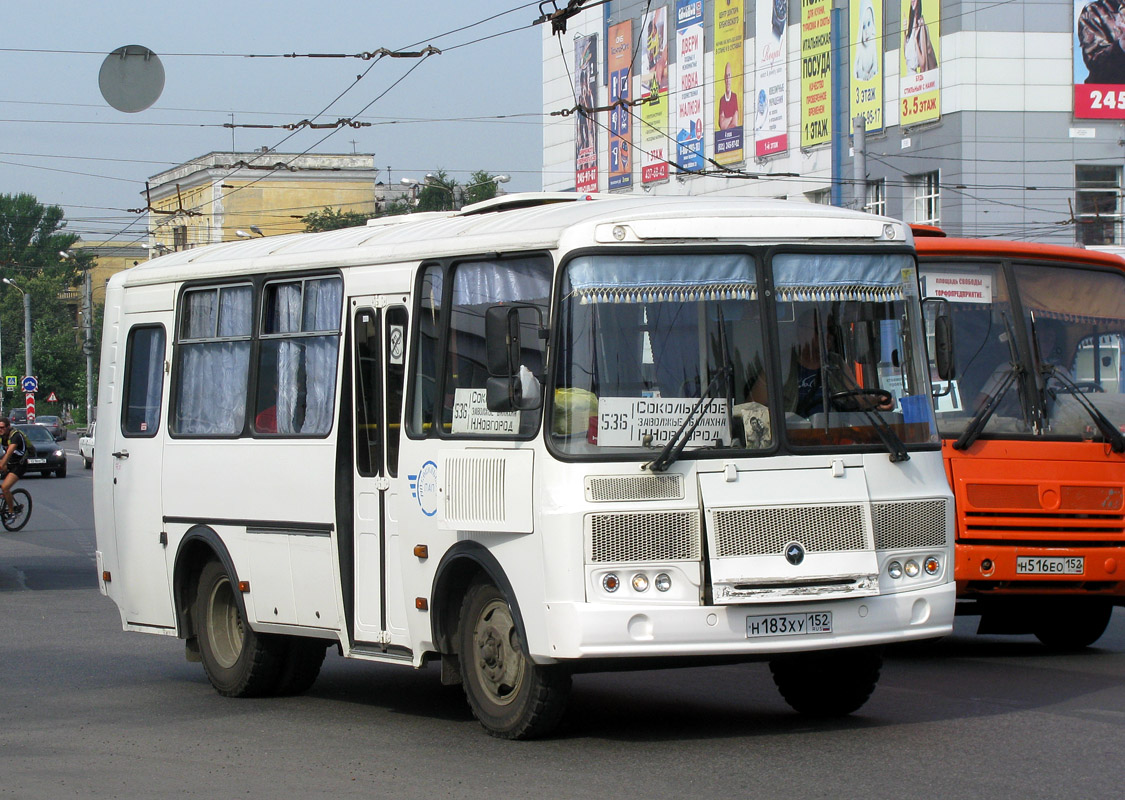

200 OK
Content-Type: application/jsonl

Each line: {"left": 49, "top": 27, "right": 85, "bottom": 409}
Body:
{"left": 457, "top": 579, "right": 571, "bottom": 739}
{"left": 194, "top": 560, "right": 283, "bottom": 697}
{"left": 1032, "top": 600, "right": 1113, "bottom": 650}
{"left": 769, "top": 647, "right": 883, "bottom": 717}
{"left": 274, "top": 637, "right": 328, "bottom": 696}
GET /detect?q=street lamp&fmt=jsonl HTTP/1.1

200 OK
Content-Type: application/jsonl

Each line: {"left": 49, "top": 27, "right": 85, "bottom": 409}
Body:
{"left": 60, "top": 251, "right": 94, "bottom": 426}
{"left": 1, "top": 278, "right": 31, "bottom": 382}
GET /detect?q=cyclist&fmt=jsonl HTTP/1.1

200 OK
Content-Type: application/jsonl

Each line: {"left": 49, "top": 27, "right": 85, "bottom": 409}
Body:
{"left": 0, "top": 418, "right": 28, "bottom": 519}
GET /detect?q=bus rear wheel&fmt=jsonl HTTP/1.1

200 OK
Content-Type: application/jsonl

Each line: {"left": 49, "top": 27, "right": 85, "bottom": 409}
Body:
{"left": 769, "top": 647, "right": 883, "bottom": 717}
{"left": 1032, "top": 600, "right": 1113, "bottom": 650}
{"left": 274, "top": 637, "right": 328, "bottom": 696}
{"left": 457, "top": 579, "right": 571, "bottom": 739}
{"left": 194, "top": 560, "right": 283, "bottom": 697}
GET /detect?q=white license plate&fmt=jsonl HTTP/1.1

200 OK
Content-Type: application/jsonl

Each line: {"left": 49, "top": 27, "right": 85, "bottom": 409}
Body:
{"left": 746, "top": 611, "right": 833, "bottom": 638}
{"left": 27, "top": 458, "right": 46, "bottom": 465}
{"left": 1016, "top": 556, "right": 1084, "bottom": 575}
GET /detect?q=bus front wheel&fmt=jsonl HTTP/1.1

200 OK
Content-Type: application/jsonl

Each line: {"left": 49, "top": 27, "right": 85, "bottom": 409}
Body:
{"left": 194, "top": 560, "right": 283, "bottom": 697}
{"left": 457, "top": 579, "right": 571, "bottom": 739}
{"left": 769, "top": 647, "right": 883, "bottom": 716}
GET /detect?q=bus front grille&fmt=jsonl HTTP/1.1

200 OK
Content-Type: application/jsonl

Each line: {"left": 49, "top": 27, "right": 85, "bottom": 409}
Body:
{"left": 873, "top": 499, "right": 949, "bottom": 549}
{"left": 588, "top": 510, "right": 701, "bottom": 563}
{"left": 710, "top": 504, "right": 868, "bottom": 558}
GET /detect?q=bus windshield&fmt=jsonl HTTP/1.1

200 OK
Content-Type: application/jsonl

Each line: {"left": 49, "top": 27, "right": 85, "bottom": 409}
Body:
{"left": 923, "top": 260, "right": 1125, "bottom": 441}
{"left": 551, "top": 251, "right": 937, "bottom": 459}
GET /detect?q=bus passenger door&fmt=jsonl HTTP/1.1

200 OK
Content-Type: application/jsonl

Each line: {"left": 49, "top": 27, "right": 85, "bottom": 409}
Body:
{"left": 111, "top": 321, "right": 175, "bottom": 629}
{"left": 351, "top": 300, "right": 410, "bottom": 647}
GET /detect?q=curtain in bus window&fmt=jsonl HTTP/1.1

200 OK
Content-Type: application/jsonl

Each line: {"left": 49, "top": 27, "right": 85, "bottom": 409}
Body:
{"left": 264, "top": 277, "right": 342, "bottom": 436}
{"left": 565, "top": 253, "right": 756, "bottom": 304}
{"left": 174, "top": 286, "right": 251, "bottom": 435}
{"left": 772, "top": 254, "right": 908, "bottom": 302}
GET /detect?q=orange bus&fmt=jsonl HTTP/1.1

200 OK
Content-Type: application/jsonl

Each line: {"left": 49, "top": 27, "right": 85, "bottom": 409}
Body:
{"left": 915, "top": 227, "right": 1125, "bottom": 648}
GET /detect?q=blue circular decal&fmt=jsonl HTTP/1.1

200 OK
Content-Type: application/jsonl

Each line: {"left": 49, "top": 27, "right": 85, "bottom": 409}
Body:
{"left": 410, "top": 460, "right": 439, "bottom": 517}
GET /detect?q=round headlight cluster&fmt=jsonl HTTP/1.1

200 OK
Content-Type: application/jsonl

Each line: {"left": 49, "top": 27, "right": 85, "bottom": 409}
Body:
{"left": 886, "top": 556, "right": 941, "bottom": 580}
{"left": 601, "top": 571, "right": 673, "bottom": 594}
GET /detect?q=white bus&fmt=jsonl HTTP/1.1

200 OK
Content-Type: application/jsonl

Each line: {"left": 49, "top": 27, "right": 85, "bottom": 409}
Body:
{"left": 94, "top": 195, "right": 954, "bottom": 739}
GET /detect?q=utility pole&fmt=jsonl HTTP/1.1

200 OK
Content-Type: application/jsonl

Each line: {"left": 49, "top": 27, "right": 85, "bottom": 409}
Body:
{"left": 853, "top": 115, "right": 867, "bottom": 211}
{"left": 84, "top": 268, "right": 93, "bottom": 424}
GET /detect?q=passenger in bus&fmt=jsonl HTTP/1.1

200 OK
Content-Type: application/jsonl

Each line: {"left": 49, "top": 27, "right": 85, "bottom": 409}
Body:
{"left": 755, "top": 310, "right": 892, "bottom": 418}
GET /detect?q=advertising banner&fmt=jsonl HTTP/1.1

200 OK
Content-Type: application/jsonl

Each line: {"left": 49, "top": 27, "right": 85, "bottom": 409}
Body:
{"left": 899, "top": 0, "right": 940, "bottom": 125}
{"left": 641, "top": 6, "right": 670, "bottom": 184}
{"left": 1074, "top": 0, "right": 1125, "bottom": 119}
{"left": 608, "top": 21, "right": 633, "bottom": 189}
{"left": 754, "top": 0, "right": 789, "bottom": 157}
{"left": 713, "top": 0, "right": 744, "bottom": 165}
{"left": 575, "top": 34, "right": 599, "bottom": 192}
{"left": 801, "top": 0, "right": 832, "bottom": 148}
{"left": 675, "top": 0, "right": 705, "bottom": 172}
{"left": 850, "top": 0, "right": 883, "bottom": 133}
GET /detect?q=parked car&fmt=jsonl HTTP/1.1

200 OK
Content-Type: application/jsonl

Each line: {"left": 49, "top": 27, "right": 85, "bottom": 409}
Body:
{"left": 34, "top": 414, "right": 66, "bottom": 441}
{"left": 7, "top": 408, "right": 27, "bottom": 424}
{"left": 14, "top": 424, "right": 67, "bottom": 478}
{"left": 79, "top": 421, "right": 95, "bottom": 469}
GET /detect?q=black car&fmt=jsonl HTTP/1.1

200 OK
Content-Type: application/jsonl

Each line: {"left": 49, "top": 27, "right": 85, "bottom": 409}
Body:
{"left": 7, "top": 408, "right": 27, "bottom": 424}
{"left": 34, "top": 414, "right": 67, "bottom": 441}
{"left": 14, "top": 424, "right": 67, "bottom": 478}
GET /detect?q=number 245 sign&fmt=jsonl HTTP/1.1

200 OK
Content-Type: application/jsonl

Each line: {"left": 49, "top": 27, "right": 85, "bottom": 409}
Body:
{"left": 1075, "top": 85, "right": 1125, "bottom": 120}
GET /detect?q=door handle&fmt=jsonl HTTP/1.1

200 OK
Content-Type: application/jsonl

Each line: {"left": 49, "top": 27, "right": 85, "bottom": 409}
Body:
{"left": 112, "top": 449, "right": 130, "bottom": 459}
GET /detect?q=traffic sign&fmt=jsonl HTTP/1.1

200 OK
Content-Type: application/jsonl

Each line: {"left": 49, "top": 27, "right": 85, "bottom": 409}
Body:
{"left": 47, "top": 391, "right": 58, "bottom": 403}
{"left": 25, "top": 393, "right": 35, "bottom": 422}
{"left": 21, "top": 376, "right": 37, "bottom": 393}
{"left": 4, "top": 376, "right": 15, "bottom": 391}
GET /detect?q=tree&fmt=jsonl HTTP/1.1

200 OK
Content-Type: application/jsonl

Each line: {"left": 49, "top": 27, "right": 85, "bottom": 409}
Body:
{"left": 0, "top": 193, "right": 87, "bottom": 419}
{"left": 302, "top": 199, "right": 413, "bottom": 233}
{"left": 415, "top": 170, "right": 458, "bottom": 213}
{"left": 462, "top": 170, "right": 505, "bottom": 206}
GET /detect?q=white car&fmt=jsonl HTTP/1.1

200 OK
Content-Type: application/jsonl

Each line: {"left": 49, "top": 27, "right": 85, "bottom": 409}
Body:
{"left": 79, "top": 421, "right": 95, "bottom": 469}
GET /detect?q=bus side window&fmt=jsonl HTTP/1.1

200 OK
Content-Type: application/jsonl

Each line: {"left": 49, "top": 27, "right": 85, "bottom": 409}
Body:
{"left": 444, "top": 257, "right": 551, "bottom": 437}
{"left": 408, "top": 264, "right": 443, "bottom": 438}
{"left": 386, "top": 306, "right": 408, "bottom": 475}
{"left": 122, "top": 325, "right": 166, "bottom": 437}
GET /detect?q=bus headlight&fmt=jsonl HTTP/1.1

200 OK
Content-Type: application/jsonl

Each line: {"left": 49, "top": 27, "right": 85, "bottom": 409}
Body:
{"left": 631, "top": 573, "right": 649, "bottom": 592}
{"left": 602, "top": 573, "right": 620, "bottom": 593}
{"left": 887, "top": 561, "right": 903, "bottom": 579}
{"left": 904, "top": 559, "right": 921, "bottom": 578}
{"left": 654, "top": 573, "right": 672, "bottom": 592}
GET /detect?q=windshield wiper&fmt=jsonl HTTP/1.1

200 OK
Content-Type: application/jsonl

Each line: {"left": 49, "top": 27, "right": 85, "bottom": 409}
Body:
{"left": 1041, "top": 365, "right": 1125, "bottom": 453}
{"left": 953, "top": 367, "right": 1018, "bottom": 450}
{"left": 955, "top": 312, "right": 1028, "bottom": 450}
{"left": 644, "top": 366, "right": 732, "bottom": 472}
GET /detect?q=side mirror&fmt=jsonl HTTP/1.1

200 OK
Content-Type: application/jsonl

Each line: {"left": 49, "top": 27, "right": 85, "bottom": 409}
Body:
{"left": 923, "top": 297, "right": 956, "bottom": 381}
{"left": 484, "top": 305, "right": 544, "bottom": 412}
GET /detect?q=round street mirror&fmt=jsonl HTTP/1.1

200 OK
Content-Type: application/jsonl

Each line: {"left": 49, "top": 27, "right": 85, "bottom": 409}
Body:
{"left": 99, "top": 45, "right": 165, "bottom": 113}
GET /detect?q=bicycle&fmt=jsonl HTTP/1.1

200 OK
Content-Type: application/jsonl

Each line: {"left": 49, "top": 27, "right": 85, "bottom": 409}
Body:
{"left": 1, "top": 488, "right": 32, "bottom": 532}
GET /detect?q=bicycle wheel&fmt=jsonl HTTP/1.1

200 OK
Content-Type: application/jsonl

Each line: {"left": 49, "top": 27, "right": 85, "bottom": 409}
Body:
{"left": 2, "top": 489, "right": 32, "bottom": 531}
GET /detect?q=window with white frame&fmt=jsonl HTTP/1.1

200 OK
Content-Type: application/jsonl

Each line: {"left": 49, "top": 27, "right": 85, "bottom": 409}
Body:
{"left": 805, "top": 188, "right": 831, "bottom": 205}
{"left": 910, "top": 171, "right": 940, "bottom": 225}
{"left": 1075, "top": 164, "right": 1122, "bottom": 247}
{"left": 865, "top": 179, "right": 886, "bottom": 216}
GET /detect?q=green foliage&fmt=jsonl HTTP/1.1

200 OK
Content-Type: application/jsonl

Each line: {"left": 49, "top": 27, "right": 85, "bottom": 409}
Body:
{"left": 462, "top": 170, "right": 503, "bottom": 206}
{"left": 0, "top": 193, "right": 86, "bottom": 417}
{"left": 302, "top": 207, "right": 375, "bottom": 232}
{"left": 415, "top": 169, "right": 457, "bottom": 213}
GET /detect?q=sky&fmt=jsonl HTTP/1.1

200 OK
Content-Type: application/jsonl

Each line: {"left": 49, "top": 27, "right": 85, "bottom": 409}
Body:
{"left": 0, "top": 1, "right": 546, "bottom": 244}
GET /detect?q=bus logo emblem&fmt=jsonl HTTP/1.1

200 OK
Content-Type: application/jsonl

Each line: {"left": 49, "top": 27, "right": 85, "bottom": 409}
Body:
{"left": 784, "top": 543, "right": 805, "bottom": 566}
{"left": 409, "top": 460, "right": 439, "bottom": 517}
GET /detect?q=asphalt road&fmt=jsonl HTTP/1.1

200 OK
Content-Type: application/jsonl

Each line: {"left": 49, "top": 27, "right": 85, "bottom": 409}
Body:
{"left": 1, "top": 442, "right": 1123, "bottom": 798}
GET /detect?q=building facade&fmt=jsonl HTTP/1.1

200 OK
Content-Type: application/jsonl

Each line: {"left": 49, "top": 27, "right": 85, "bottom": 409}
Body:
{"left": 145, "top": 151, "right": 382, "bottom": 251}
{"left": 543, "top": 1, "right": 1125, "bottom": 245}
